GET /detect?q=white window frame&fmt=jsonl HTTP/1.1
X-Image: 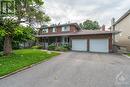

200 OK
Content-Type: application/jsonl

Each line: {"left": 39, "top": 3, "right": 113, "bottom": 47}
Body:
{"left": 43, "top": 28, "right": 48, "bottom": 33}
{"left": 52, "top": 27, "right": 56, "bottom": 32}
{"left": 62, "top": 26, "right": 70, "bottom": 32}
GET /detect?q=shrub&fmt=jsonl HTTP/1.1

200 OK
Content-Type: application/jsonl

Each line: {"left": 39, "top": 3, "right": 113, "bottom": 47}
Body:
{"left": 48, "top": 44, "right": 56, "bottom": 50}
{"left": 0, "top": 53, "right": 3, "bottom": 57}
{"left": 31, "top": 46, "right": 43, "bottom": 49}
{"left": 55, "top": 46, "right": 69, "bottom": 52}
{"left": 62, "top": 44, "right": 71, "bottom": 50}
{"left": 48, "top": 44, "right": 70, "bottom": 51}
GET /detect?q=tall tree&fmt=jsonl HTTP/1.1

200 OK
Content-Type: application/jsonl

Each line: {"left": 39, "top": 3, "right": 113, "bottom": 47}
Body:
{"left": 0, "top": 0, "right": 50, "bottom": 55}
{"left": 80, "top": 20, "right": 100, "bottom": 30}
{"left": 0, "top": 19, "right": 18, "bottom": 55}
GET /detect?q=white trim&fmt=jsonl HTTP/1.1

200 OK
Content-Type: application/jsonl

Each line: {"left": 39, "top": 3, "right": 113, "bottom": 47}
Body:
{"left": 52, "top": 27, "right": 56, "bottom": 32}
{"left": 43, "top": 28, "right": 48, "bottom": 33}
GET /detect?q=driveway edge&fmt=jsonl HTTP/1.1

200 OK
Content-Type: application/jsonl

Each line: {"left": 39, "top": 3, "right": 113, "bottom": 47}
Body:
{"left": 122, "top": 54, "right": 130, "bottom": 59}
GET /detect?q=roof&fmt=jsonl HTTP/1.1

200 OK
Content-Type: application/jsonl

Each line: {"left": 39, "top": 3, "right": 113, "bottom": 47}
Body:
{"left": 40, "top": 23, "right": 81, "bottom": 30}
{"left": 36, "top": 30, "right": 120, "bottom": 37}
{"left": 113, "top": 9, "right": 130, "bottom": 26}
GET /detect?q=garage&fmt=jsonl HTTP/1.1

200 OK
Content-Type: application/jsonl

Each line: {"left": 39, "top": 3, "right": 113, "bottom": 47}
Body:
{"left": 72, "top": 39, "right": 87, "bottom": 51}
{"left": 89, "top": 39, "right": 109, "bottom": 53}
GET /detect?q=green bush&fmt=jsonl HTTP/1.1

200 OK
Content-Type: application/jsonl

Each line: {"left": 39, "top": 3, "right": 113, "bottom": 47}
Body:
{"left": 62, "top": 44, "right": 71, "bottom": 50}
{"left": 55, "top": 46, "right": 68, "bottom": 51}
{"left": 48, "top": 44, "right": 70, "bottom": 51}
{"left": 48, "top": 44, "right": 56, "bottom": 50}
{"left": 31, "top": 46, "right": 43, "bottom": 49}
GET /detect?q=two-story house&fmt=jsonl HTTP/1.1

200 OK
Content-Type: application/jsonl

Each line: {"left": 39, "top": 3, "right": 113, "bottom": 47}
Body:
{"left": 111, "top": 9, "right": 130, "bottom": 52}
{"left": 36, "top": 23, "right": 119, "bottom": 53}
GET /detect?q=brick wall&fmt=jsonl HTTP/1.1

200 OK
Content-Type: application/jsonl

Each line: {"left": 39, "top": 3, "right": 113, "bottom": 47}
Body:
{"left": 42, "top": 25, "right": 78, "bottom": 35}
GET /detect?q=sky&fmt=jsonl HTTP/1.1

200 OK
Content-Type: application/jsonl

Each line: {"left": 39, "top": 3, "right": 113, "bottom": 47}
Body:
{"left": 44, "top": 0, "right": 130, "bottom": 28}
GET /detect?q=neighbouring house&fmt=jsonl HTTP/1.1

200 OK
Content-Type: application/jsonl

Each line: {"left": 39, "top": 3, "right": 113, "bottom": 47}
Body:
{"left": 36, "top": 23, "right": 119, "bottom": 53}
{"left": 111, "top": 9, "right": 130, "bottom": 52}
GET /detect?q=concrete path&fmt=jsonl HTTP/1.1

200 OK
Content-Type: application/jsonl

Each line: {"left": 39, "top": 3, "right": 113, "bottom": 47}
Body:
{"left": 0, "top": 52, "right": 130, "bottom": 87}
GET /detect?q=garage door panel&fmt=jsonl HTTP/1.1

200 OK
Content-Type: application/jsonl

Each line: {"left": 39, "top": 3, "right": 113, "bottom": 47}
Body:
{"left": 90, "top": 39, "right": 109, "bottom": 53}
{"left": 72, "top": 39, "right": 87, "bottom": 51}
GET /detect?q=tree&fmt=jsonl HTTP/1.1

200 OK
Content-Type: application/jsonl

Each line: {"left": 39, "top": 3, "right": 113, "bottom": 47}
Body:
{"left": 0, "top": 24, "right": 34, "bottom": 52}
{"left": 80, "top": 20, "right": 100, "bottom": 30}
{"left": 0, "top": 18, "right": 35, "bottom": 55}
{"left": 0, "top": 0, "right": 50, "bottom": 55}
{"left": 14, "top": 0, "right": 50, "bottom": 26}
{"left": 0, "top": 19, "right": 18, "bottom": 55}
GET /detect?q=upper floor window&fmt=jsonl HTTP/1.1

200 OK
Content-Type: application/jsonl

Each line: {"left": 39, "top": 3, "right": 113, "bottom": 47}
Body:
{"left": 43, "top": 28, "right": 48, "bottom": 33}
{"left": 62, "top": 26, "right": 70, "bottom": 32}
{"left": 52, "top": 27, "right": 56, "bottom": 32}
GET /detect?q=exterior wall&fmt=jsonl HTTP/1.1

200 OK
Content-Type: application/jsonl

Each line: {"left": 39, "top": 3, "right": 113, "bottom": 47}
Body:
{"left": 70, "top": 34, "right": 112, "bottom": 52}
{"left": 115, "top": 14, "right": 130, "bottom": 51}
{"left": 42, "top": 25, "right": 78, "bottom": 35}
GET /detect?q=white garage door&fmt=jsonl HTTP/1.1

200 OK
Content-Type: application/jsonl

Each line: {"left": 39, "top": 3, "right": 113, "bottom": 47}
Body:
{"left": 72, "top": 39, "right": 87, "bottom": 51}
{"left": 90, "top": 39, "right": 109, "bottom": 53}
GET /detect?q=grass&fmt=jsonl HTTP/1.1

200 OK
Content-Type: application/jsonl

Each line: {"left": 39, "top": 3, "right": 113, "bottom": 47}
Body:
{"left": 128, "top": 54, "right": 130, "bottom": 56}
{"left": 0, "top": 49, "right": 60, "bottom": 77}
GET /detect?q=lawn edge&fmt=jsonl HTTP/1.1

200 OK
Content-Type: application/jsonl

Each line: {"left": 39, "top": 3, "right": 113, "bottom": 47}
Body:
{"left": 122, "top": 54, "right": 130, "bottom": 59}
{"left": 0, "top": 54, "right": 60, "bottom": 79}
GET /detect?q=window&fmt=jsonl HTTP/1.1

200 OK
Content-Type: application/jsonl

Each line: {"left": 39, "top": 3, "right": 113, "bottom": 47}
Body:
{"left": 52, "top": 27, "right": 56, "bottom": 32}
{"left": 43, "top": 29, "right": 48, "bottom": 33}
{"left": 62, "top": 26, "right": 70, "bottom": 32}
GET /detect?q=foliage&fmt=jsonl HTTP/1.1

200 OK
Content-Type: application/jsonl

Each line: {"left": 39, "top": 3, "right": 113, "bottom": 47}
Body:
{"left": 0, "top": 37, "right": 4, "bottom": 51}
{"left": 48, "top": 44, "right": 56, "bottom": 50}
{"left": 80, "top": 20, "right": 100, "bottom": 30}
{"left": 14, "top": 26, "right": 35, "bottom": 42}
{"left": 62, "top": 44, "right": 71, "bottom": 50}
{"left": 0, "top": 19, "right": 35, "bottom": 52}
{"left": 48, "top": 44, "right": 70, "bottom": 51}
{"left": 55, "top": 46, "right": 68, "bottom": 52}
{"left": 0, "top": 18, "right": 18, "bottom": 36}
{"left": 0, "top": 0, "right": 51, "bottom": 55}
{"left": 0, "top": 49, "right": 60, "bottom": 76}
{"left": 31, "top": 46, "right": 43, "bottom": 49}
{"left": 14, "top": 0, "right": 51, "bottom": 26}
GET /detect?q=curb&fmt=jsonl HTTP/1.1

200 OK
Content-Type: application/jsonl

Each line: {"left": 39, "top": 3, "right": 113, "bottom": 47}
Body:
{"left": 122, "top": 54, "right": 130, "bottom": 59}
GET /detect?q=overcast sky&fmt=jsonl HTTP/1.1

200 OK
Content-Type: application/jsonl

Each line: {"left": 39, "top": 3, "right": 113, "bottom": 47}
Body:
{"left": 44, "top": 0, "right": 130, "bottom": 27}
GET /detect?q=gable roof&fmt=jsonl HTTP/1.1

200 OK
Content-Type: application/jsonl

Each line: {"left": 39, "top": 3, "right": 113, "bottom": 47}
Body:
{"left": 113, "top": 9, "right": 130, "bottom": 26}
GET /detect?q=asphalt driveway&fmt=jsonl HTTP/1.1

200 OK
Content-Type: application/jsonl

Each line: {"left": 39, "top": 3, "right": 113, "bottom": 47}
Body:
{"left": 0, "top": 52, "right": 130, "bottom": 87}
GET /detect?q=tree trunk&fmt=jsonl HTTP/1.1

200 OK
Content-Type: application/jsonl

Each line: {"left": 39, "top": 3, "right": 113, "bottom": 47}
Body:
{"left": 3, "top": 35, "right": 12, "bottom": 55}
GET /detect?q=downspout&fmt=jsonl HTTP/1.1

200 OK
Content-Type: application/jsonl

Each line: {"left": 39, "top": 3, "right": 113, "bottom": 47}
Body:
{"left": 111, "top": 18, "right": 116, "bottom": 44}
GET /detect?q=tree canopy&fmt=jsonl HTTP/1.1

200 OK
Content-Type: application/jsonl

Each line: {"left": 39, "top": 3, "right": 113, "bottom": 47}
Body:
{"left": 80, "top": 20, "right": 100, "bottom": 30}
{"left": 0, "top": 0, "right": 51, "bottom": 55}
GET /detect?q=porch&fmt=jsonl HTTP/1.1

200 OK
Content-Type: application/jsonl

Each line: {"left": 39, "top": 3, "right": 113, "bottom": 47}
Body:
{"left": 38, "top": 36, "right": 70, "bottom": 48}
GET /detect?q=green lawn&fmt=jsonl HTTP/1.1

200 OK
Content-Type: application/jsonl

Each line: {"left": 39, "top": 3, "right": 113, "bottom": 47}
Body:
{"left": 0, "top": 49, "right": 60, "bottom": 77}
{"left": 128, "top": 54, "right": 130, "bottom": 56}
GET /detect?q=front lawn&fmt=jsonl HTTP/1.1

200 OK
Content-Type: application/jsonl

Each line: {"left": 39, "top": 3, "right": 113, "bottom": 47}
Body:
{"left": 128, "top": 54, "right": 130, "bottom": 56}
{"left": 0, "top": 49, "right": 60, "bottom": 77}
